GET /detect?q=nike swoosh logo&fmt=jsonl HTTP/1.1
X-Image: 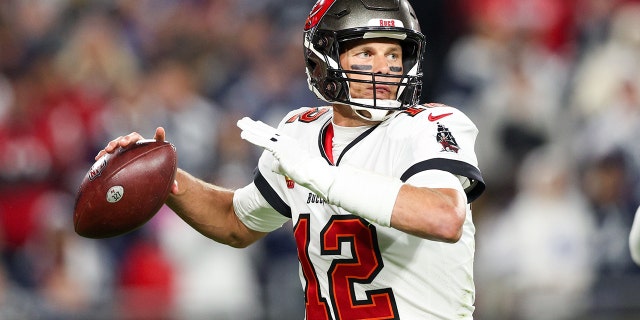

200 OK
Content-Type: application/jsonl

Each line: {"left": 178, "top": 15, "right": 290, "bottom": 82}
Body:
{"left": 428, "top": 112, "right": 453, "bottom": 121}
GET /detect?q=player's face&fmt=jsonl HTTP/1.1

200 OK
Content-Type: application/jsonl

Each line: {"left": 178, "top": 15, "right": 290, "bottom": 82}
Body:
{"left": 339, "top": 38, "right": 403, "bottom": 100}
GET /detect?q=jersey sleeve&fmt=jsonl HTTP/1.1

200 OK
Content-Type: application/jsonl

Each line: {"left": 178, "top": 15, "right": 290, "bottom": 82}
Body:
{"left": 406, "top": 169, "right": 465, "bottom": 194}
{"left": 233, "top": 181, "right": 289, "bottom": 233}
{"left": 236, "top": 107, "right": 327, "bottom": 230}
{"left": 397, "top": 105, "right": 485, "bottom": 202}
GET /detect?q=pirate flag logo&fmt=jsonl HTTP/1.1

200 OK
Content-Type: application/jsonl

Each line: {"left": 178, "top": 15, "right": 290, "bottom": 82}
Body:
{"left": 436, "top": 123, "right": 460, "bottom": 153}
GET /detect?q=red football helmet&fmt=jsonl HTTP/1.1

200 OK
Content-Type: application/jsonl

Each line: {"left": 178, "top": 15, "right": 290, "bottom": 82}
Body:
{"left": 303, "top": 0, "right": 425, "bottom": 121}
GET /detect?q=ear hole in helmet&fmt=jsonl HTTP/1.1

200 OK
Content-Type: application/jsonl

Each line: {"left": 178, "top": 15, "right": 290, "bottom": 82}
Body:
{"left": 322, "top": 80, "right": 341, "bottom": 99}
{"left": 315, "top": 35, "right": 330, "bottom": 50}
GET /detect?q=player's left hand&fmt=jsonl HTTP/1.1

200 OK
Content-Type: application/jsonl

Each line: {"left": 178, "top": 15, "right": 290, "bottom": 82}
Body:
{"left": 237, "top": 117, "right": 335, "bottom": 198}
{"left": 238, "top": 117, "right": 402, "bottom": 227}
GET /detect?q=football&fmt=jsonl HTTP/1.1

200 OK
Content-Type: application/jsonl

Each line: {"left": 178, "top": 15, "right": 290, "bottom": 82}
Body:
{"left": 74, "top": 139, "right": 177, "bottom": 238}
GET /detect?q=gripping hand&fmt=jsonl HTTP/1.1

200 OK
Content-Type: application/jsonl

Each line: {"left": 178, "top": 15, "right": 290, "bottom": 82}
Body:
{"left": 237, "top": 117, "right": 336, "bottom": 198}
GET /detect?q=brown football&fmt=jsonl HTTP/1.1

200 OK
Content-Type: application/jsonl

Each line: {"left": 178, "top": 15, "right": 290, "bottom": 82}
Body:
{"left": 74, "top": 139, "right": 177, "bottom": 238}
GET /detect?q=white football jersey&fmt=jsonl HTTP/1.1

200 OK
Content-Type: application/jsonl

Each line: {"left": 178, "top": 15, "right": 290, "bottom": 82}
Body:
{"left": 234, "top": 104, "right": 485, "bottom": 319}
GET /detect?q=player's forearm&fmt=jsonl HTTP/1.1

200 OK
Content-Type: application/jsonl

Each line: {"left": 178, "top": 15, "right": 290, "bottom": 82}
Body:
{"left": 166, "top": 169, "right": 264, "bottom": 248}
{"left": 390, "top": 185, "right": 466, "bottom": 242}
{"left": 322, "top": 165, "right": 465, "bottom": 242}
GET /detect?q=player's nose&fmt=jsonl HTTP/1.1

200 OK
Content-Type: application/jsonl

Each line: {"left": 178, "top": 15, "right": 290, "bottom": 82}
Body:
{"left": 372, "top": 54, "right": 391, "bottom": 74}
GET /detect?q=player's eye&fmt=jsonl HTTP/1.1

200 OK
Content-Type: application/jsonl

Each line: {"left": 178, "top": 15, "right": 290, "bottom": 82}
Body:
{"left": 356, "top": 51, "right": 371, "bottom": 59}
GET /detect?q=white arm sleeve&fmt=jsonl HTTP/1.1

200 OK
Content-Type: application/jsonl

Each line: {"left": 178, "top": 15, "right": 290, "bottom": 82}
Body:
{"left": 233, "top": 182, "right": 289, "bottom": 233}
{"left": 326, "top": 164, "right": 403, "bottom": 227}
{"left": 629, "top": 206, "right": 640, "bottom": 266}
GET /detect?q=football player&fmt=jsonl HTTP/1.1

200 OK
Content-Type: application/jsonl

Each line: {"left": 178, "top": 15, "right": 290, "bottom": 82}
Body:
{"left": 98, "top": 0, "right": 485, "bottom": 318}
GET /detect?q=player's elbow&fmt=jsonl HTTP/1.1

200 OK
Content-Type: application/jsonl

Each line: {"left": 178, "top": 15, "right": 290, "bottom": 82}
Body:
{"left": 427, "top": 188, "right": 466, "bottom": 242}
{"left": 392, "top": 186, "right": 467, "bottom": 242}
{"left": 433, "top": 216, "right": 464, "bottom": 243}
{"left": 443, "top": 229, "right": 463, "bottom": 243}
{"left": 225, "top": 221, "right": 266, "bottom": 249}
{"left": 407, "top": 209, "right": 464, "bottom": 243}
{"left": 426, "top": 198, "right": 466, "bottom": 243}
{"left": 219, "top": 230, "right": 258, "bottom": 248}
{"left": 227, "top": 238, "right": 253, "bottom": 249}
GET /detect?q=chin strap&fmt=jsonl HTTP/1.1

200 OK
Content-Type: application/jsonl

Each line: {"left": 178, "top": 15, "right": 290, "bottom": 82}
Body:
{"left": 237, "top": 117, "right": 402, "bottom": 227}
{"left": 349, "top": 99, "right": 401, "bottom": 121}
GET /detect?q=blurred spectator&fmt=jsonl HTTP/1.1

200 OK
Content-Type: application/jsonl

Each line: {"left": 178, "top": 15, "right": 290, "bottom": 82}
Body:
{"left": 117, "top": 234, "right": 175, "bottom": 319}
{"left": 55, "top": 10, "right": 140, "bottom": 102}
{"left": 569, "top": 1, "right": 640, "bottom": 119}
{"left": 0, "top": 263, "right": 42, "bottom": 319}
{"left": 581, "top": 150, "right": 638, "bottom": 274}
{"left": 568, "top": 2, "right": 640, "bottom": 181}
{"left": 579, "top": 149, "right": 640, "bottom": 316}
{"left": 144, "top": 57, "right": 223, "bottom": 180}
{"left": 567, "top": 4, "right": 640, "bottom": 314}
{"left": 437, "top": 0, "right": 571, "bottom": 206}
{"left": 30, "top": 191, "right": 113, "bottom": 319}
{"left": 154, "top": 206, "right": 263, "bottom": 320}
{"left": 0, "top": 29, "right": 106, "bottom": 306}
{"left": 475, "top": 146, "right": 597, "bottom": 320}
{"left": 573, "top": 0, "right": 629, "bottom": 62}
{"left": 218, "top": 14, "right": 317, "bottom": 123}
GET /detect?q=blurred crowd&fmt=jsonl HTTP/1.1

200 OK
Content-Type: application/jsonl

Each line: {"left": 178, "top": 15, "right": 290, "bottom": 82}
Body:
{"left": 0, "top": 0, "right": 639, "bottom": 319}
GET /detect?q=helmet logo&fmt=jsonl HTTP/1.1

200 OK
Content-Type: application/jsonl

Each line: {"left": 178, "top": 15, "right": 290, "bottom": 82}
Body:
{"left": 379, "top": 19, "right": 395, "bottom": 27}
{"left": 366, "top": 18, "right": 405, "bottom": 28}
{"left": 305, "top": 0, "right": 336, "bottom": 31}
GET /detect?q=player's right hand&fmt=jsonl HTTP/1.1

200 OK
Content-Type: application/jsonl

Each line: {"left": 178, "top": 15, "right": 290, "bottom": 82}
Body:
{"left": 94, "top": 127, "right": 179, "bottom": 195}
{"left": 95, "top": 127, "right": 166, "bottom": 160}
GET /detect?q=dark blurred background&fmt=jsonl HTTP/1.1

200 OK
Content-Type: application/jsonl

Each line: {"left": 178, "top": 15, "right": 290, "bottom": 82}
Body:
{"left": 1, "top": 0, "right": 639, "bottom": 319}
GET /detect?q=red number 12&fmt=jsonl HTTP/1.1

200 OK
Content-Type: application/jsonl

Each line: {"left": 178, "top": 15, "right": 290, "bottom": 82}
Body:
{"left": 294, "top": 214, "right": 399, "bottom": 320}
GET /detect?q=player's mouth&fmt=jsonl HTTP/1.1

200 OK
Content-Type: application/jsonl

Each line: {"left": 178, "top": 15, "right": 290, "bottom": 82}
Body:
{"left": 370, "top": 85, "right": 392, "bottom": 99}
